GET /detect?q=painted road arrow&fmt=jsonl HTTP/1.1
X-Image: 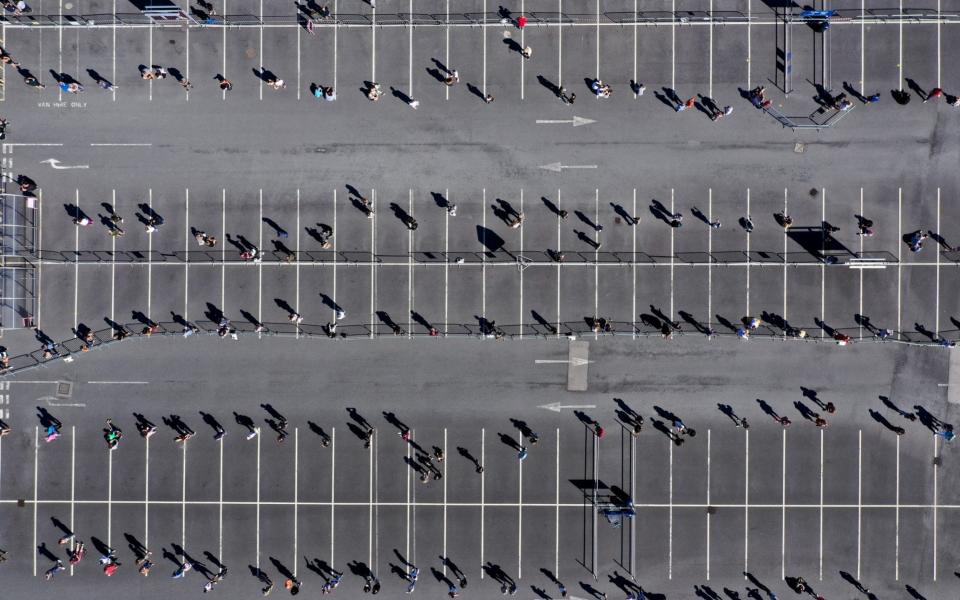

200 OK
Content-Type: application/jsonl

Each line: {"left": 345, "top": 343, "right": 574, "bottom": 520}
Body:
{"left": 535, "top": 116, "right": 596, "bottom": 127}
{"left": 538, "top": 401, "right": 598, "bottom": 413}
{"left": 41, "top": 158, "right": 89, "bottom": 170}
{"left": 539, "top": 162, "right": 598, "bottom": 173}
{"left": 535, "top": 357, "right": 592, "bottom": 366}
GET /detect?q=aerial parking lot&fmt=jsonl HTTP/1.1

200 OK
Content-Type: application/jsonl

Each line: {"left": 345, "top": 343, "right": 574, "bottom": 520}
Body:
{"left": 0, "top": 1, "right": 958, "bottom": 598}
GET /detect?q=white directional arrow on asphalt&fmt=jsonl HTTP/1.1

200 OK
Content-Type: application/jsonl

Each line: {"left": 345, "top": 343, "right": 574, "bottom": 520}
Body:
{"left": 538, "top": 401, "right": 598, "bottom": 413}
{"left": 539, "top": 162, "right": 599, "bottom": 173}
{"left": 536, "top": 357, "right": 592, "bottom": 366}
{"left": 535, "top": 116, "right": 596, "bottom": 127}
{"left": 41, "top": 158, "right": 89, "bottom": 170}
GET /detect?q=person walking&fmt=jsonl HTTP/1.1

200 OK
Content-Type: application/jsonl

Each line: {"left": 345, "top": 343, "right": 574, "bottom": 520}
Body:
{"left": 136, "top": 551, "right": 153, "bottom": 576}
{"left": 103, "top": 419, "right": 123, "bottom": 450}
{"left": 172, "top": 559, "right": 193, "bottom": 578}
{"left": 44, "top": 560, "right": 66, "bottom": 580}
{"left": 405, "top": 566, "right": 419, "bottom": 593}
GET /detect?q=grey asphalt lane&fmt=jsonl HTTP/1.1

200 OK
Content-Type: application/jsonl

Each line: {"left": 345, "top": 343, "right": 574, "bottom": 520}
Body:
{"left": 0, "top": 2, "right": 959, "bottom": 599}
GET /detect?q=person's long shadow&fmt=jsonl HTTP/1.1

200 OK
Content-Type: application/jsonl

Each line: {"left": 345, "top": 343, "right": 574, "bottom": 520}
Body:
{"left": 240, "top": 310, "right": 262, "bottom": 328}
{"left": 303, "top": 555, "right": 326, "bottom": 578}
{"left": 868, "top": 409, "right": 904, "bottom": 434}
{"left": 639, "top": 313, "right": 662, "bottom": 331}
{"left": 425, "top": 67, "right": 446, "bottom": 83}
{"left": 465, "top": 82, "right": 487, "bottom": 101}
{"left": 541, "top": 196, "right": 563, "bottom": 217}
{"left": 37, "top": 542, "right": 59, "bottom": 562}
{"left": 813, "top": 317, "right": 836, "bottom": 337}
{"left": 502, "top": 37, "right": 523, "bottom": 54}
{"left": 270, "top": 556, "right": 296, "bottom": 580}
{"left": 842, "top": 81, "right": 867, "bottom": 103}
{"left": 695, "top": 584, "right": 722, "bottom": 600}
{"left": 793, "top": 401, "right": 817, "bottom": 421}
{"left": 431, "top": 566, "right": 456, "bottom": 587}
{"left": 905, "top": 584, "right": 927, "bottom": 600}
{"left": 914, "top": 323, "right": 936, "bottom": 341}
{"left": 498, "top": 432, "right": 523, "bottom": 451}
{"left": 690, "top": 206, "right": 713, "bottom": 226}
{"left": 904, "top": 77, "right": 928, "bottom": 100}
{"left": 253, "top": 67, "right": 277, "bottom": 82}
{"left": 574, "top": 210, "right": 599, "bottom": 230}
{"left": 913, "top": 405, "right": 942, "bottom": 432}
{"left": 531, "top": 585, "right": 552, "bottom": 599}
{"left": 879, "top": 395, "right": 916, "bottom": 420}
{"left": 389, "top": 86, "right": 414, "bottom": 104}
{"left": 536, "top": 74, "right": 561, "bottom": 96}
{"left": 579, "top": 580, "right": 607, "bottom": 600}
{"left": 124, "top": 532, "right": 147, "bottom": 558}
{"left": 653, "top": 90, "right": 677, "bottom": 111}
{"left": 376, "top": 310, "right": 399, "bottom": 329}
{"left": 648, "top": 204, "right": 673, "bottom": 226}
{"left": 678, "top": 311, "right": 711, "bottom": 335}
{"left": 530, "top": 310, "right": 556, "bottom": 333}
{"left": 347, "top": 422, "right": 370, "bottom": 442}
{"left": 410, "top": 311, "right": 433, "bottom": 330}
{"left": 199, "top": 411, "right": 224, "bottom": 434}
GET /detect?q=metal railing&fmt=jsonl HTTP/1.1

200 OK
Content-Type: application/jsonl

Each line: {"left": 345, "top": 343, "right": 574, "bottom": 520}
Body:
{"left": 34, "top": 248, "right": 900, "bottom": 265}
{"left": 4, "top": 318, "right": 954, "bottom": 378}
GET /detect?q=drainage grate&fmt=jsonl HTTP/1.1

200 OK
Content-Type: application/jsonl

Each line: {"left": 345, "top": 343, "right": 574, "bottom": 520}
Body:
{"left": 56, "top": 381, "right": 73, "bottom": 398}
{"left": 794, "top": 142, "right": 805, "bottom": 153}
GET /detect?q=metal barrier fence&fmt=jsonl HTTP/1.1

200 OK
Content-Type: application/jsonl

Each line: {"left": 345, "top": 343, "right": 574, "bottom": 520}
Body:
{"left": 2, "top": 9, "right": 959, "bottom": 28}
{"left": 35, "top": 248, "right": 900, "bottom": 265}
{"left": 5, "top": 319, "right": 955, "bottom": 378}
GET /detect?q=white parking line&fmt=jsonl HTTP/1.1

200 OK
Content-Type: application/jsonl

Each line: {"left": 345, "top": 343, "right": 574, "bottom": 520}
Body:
{"left": 706, "top": 429, "right": 711, "bottom": 580}
{"left": 595, "top": 0, "right": 600, "bottom": 83}
{"left": 111, "top": 190, "right": 116, "bottom": 322}
{"left": 632, "top": 189, "right": 637, "bottom": 338}
{"left": 519, "top": 189, "right": 524, "bottom": 339}
{"left": 897, "top": 188, "right": 902, "bottom": 338}
{"left": 108, "top": 444, "right": 113, "bottom": 547}
{"left": 369, "top": 189, "right": 375, "bottom": 338}
{"left": 148, "top": 188, "right": 153, "bottom": 319}
{"left": 482, "top": 188, "right": 486, "bottom": 319}
{"left": 443, "top": 428, "right": 448, "bottom": 571}
{"left": 408, "top": 190, "right": 413, "bottom": 337}
{"left": 708, "top": 189, "right": 713, "bottom": 330}
{"left": 296, "top": 189, "right": 301, "bottom": 339}
{"left": 933, "top": 434, "right": 939, "bottom": 580}
{"left": 32, "top": 426, "right": 37, "bottom": 577}
{"left": 407, "top": 0, "right": 413, "bottom": 98}
{"left": 858, "top": 188, "right": 863, "bottom": 339}
{"left": 145, "top": 435, "right": 149, "bottom": 550}
{"left": 112, "top": 0, "right": 117, "bottom": 102}
{"left": 556, "top": 189, "right": 562, "bottom": 336}
{"left": 256, "top": 427, "right": 261, "bottom": 569}
{"left": 333, "top": 0, "right": 340, "bottom": 90}
{"left": 258, "top": 189, "right": 263, "bottom": 331}
{"left": 259, "top": 0, "right": 264, "bottom": 101}
{"left": 747, "top": 0, "right": 751, "bottom": 88}
{"left": 481, "top": 427, "right": 485, "bottom": 578}
{"left": 333, "top": 189, "right": 339, "bottom": 323}
{"left": 73, "top": 189, "right": 78, "bottom": 328}
{"left": 294, "top": 427, "right": 299, "bottom": 577}
{"left": 69, "top": 427, "right": 75, "bottom": 575}
{"left": 184, "top": 189, "right": 189, "bottom": 321}
{"left": 444, "top": 189, "right": 449, "bottom": 333}
{"left": 222, "top": 0, "right": 227, "bottom": 100}
{"left": 895, "top": 433, "right": 900, "bottom": 580}
{"left": 857, "top": 429, "right": 862, "bottom": 579}
{"left": 860, "top": 0, "right": 865, "bottom": 91}
{"left": 482, "top": 0, "right": 487, "bottom": 95}
{"left": 671, "top": 0, "right": 676, "bottom": 90}
{"left": 181, "top": 438, "right": 187, "bottom": 551}
{"left": 746, "top": 188, "right": 750, "bottom": 316}
{"left": 555, "top": 428, "right": 560, "bottom": 577}
{"left": 557, "top": 0, "right": 563, "bottom": 88}
{"left": 518, "top": 431, "right": 523, "bottom": 579}
{"left": 221, "top": 190, "right": 226, "bottom": 308}
{"left": 781, "top": 428, "right": 786, "bottom": 580}
{"left": 818, "top": 428, "right": 823, "bottom": 580}
{"left": 445, "top": 0, "right": 450, "bottom": 101}
{"left": 668, "top": 437, "right": 673, "bottom": 579}
{"left": 936, "top": 188, "right": 941, "bottom": 335}
{"left": 669, "top": 189, "right": 675, "bottom": 318}
{"left": 820, "top": 188, "right": 825, "bottom": 338}
{"left": 593, "top": 189, "right": 599, "bottom": 332}
{"left": 330, "top": 427, "right": 335, "bottom": 566}
{"left": 783, "top": 189, "right": 788, "bottom": 320}
{"left": 744, "top": 429, "right": 749, "bottom": 574}
{"left": 708, "top": 0, "right": 713, "bottom": 98}
{"left": 218, "top": 433, "right": 223, "bottom": 560}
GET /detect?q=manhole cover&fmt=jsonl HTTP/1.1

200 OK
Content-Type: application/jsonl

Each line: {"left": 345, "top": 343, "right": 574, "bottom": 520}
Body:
{"left": 56, "top": 381, "right": 72, "bottom": 398}
{"left": 245, "top": 48, "right": 258, "bottom": 59}
{"left": 793, "top": 142, "right": 805, "bottom": 153}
